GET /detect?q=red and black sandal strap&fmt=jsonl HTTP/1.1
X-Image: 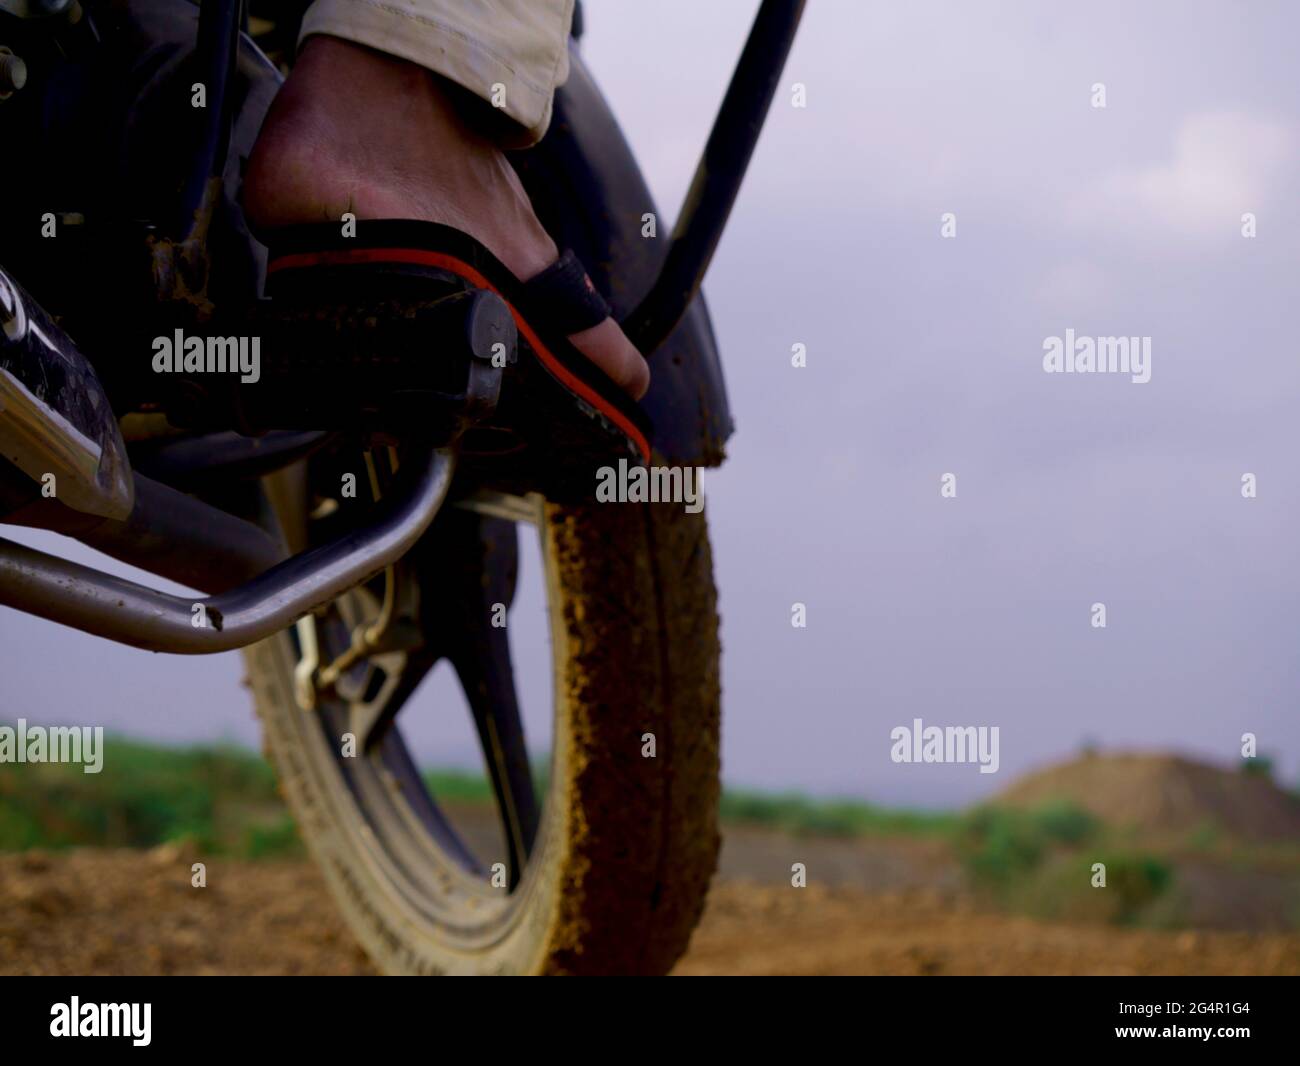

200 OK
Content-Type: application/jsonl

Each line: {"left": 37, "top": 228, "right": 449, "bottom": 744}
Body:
{"left": 517, "top": 249, "right": 611, "bottom": 335}
{"left": 262, "top": 220, "right": 653, "bottom": 463}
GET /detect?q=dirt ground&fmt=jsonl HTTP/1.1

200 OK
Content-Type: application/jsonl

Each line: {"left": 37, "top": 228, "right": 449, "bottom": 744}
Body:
{"left": 2, "top": 847, "right": 1297, "bottom": 976}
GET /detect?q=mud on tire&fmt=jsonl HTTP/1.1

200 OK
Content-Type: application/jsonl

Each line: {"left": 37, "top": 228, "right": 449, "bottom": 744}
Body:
{"left": 243, "top": 498, "right": 720, "bottom": 975}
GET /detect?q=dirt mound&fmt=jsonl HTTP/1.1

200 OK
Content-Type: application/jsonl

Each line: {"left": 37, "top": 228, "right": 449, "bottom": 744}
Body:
{"left": 992, "top": 753, "right": 1300, "bottom": 842}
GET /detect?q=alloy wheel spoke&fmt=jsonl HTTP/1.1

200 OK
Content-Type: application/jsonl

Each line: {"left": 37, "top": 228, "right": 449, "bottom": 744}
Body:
{"left": 421, "top": 509, "right": 539, "bottom": 886}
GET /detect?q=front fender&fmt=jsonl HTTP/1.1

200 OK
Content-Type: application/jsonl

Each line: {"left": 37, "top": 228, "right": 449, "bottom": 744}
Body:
{"left": 511, "top": 45, "right": 734, "bottom": 467}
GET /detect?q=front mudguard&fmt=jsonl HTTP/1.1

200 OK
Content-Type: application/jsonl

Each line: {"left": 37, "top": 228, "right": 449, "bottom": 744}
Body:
{"left": 511, "top": 46, "right": 735, "bottom": 467}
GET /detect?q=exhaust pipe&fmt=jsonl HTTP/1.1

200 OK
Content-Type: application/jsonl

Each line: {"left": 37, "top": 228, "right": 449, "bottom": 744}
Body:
{"left": 0, "top": 266, "right": 134, "bottom": 520}
{"left": 0, "top": 448, "right": 455, "bottom": 653}
{"left": 0, "top": 262, "right": 462, "bottom": 655}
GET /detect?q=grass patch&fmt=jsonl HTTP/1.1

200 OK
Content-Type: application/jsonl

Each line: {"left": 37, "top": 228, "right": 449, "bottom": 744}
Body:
{"left": 719, "top": 788, "right": 957, "bottom": 838}
{"left": 955, "top": 801, "right": 1100, "bottom": 885}
{"left": 419, "top": 768, "right": 497, "bottom": 806}
{"left": 1, "top": 735, "right": 962, "bottom": 856}
{"left": 0, "top": 735, "right": 298, "bottom": 858}
{"left": 955, "top": 802, "right": 1177, "bottom": 925}
{"left": 421, "top": 763, "right": 551, "bottom": 810}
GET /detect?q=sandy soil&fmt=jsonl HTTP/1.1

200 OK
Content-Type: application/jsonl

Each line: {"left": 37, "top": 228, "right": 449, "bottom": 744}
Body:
{"left": 678, "top": 882, "right": 1300, "bottom": 976}
{"left": 2, "top": 848, "right": 1297, "bottom": 976}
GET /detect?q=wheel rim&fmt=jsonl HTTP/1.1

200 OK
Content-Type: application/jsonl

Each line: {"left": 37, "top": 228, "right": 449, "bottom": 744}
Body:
{"left": 291, "top": 488, "right": 559, "bottom": 947}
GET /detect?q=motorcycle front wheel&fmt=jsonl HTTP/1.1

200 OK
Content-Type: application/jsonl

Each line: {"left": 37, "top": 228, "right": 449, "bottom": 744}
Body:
{"left": 243, "top": 488, "right": 720, "bottom": 975}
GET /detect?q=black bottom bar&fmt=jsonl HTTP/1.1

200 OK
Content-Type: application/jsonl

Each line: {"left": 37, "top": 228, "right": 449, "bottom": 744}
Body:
{"left": 0, "top": 975, "right": 1289, "bottom": 1051}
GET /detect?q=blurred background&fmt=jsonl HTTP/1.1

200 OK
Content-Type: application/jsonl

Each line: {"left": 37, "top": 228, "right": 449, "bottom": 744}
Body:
{"left": 2, "top": 0, "right": 1298, "bottom": 974}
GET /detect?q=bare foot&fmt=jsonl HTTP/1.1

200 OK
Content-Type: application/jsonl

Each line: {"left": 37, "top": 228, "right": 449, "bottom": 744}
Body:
{"left": 244, "top": 36, "right": 649, "bottom": 399}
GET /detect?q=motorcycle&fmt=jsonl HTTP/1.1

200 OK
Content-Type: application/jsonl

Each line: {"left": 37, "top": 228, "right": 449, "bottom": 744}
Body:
{"left": 0, "top": 0, "right": 801, "bottom": 974}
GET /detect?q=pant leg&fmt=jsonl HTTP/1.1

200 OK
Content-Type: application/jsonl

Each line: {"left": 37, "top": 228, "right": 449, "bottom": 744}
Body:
{"left": 299, "top": 0, "right": 575, "bottom": 145}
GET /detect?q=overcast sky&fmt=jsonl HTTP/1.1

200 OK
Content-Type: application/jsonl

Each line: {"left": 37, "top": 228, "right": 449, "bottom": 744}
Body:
{"left": 2, "top": 0, "right": 1297, "bottom": 808}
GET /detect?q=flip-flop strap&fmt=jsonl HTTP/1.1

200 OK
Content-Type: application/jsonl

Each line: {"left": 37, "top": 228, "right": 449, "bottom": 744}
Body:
{"left": 519, "top": 249, "right": 611, "bottom": 335}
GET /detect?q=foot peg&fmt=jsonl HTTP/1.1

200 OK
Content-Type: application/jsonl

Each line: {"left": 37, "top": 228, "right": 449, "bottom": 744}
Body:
{"left": 158, "top": 287, "right": 518, "bottom": 443}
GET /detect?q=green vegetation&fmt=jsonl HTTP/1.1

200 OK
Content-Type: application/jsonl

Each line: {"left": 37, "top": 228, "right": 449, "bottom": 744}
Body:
{"left": 418, "top": 767, "right": 497, "bottom": 806}
{"left": 0, "top": 736, "right": 298, "bottom": 858}
{"left": 955, "top": 802, "right": 1175, "bottom": 925}
{"left": 1239, "top": 755, "right": 1274, "bottom": 780}
{"left": 955, "top": 800, "right": 1099, "bottom": 885}
{"left": 422, "top": 764, "right": 552, "bottom": 810}
{"left": 719, "top": 788, "right": 956, "bottom": 838}
{"left": 0, "top": 735, "right": 956, "bottom": 855}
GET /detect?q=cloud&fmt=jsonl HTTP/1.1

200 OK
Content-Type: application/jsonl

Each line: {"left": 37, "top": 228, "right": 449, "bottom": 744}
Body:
{"left": 1069, "top": 110, "right": 1294, "bottom": 237}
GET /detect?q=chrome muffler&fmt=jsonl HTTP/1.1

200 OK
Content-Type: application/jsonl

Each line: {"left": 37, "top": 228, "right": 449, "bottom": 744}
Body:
{"left": 0, "top": 265, "right": 134, "bottom": 520}
{"left": 0, "top": 263, "right": 460, "bottom": 656}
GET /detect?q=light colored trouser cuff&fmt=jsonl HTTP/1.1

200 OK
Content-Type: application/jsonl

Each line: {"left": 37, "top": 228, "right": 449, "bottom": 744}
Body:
{"left": 299, "top": 0, "right": 574, "bottom": 145}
